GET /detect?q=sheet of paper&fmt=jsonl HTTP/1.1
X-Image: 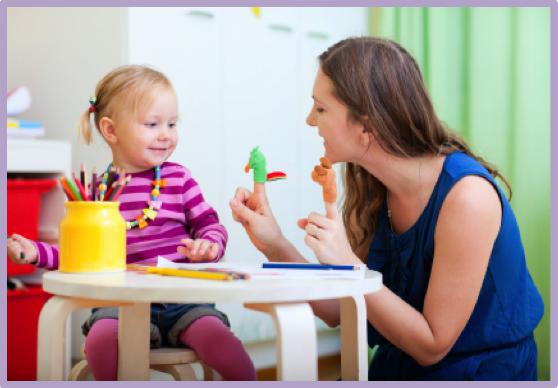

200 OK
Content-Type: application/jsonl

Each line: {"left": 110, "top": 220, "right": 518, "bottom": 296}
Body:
{"left": 156, "top": 257, "right": 366, "bottom": 280}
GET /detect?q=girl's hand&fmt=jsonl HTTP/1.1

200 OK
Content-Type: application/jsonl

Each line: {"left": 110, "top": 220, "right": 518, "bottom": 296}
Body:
{"left": 297, "top": 207, "right": 362, "bottom": 266}
{"left": 178, "top": 238, "right": 219, "bottom": 262}
{"left": 7, "top": 234, "right": 38, "bottom": 265}
{"left": 229, "top": 185, "right": 286, "bottom": 256}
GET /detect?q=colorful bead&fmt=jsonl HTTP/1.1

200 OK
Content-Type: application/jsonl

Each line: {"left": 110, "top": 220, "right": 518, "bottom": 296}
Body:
{"left": 148, "top": 200, "right": 162, "bottom": 210}
{"left": 152, "top": 179, "right": 166, "bottom": 188}
{"left": 143, "top": 208, "right": 157, "bottom": 220}
{"left": 102, "top": 164, "right": 162, "bottom": 230}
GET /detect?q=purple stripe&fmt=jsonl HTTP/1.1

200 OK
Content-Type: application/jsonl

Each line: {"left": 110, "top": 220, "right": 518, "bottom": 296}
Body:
{"left": 125, "top": 216, "right": 184, "bottom": 228}
{"left": 195, "top": 224, "right": 228, "bottom": 241}
{"left": 158, "top": 251, "right": 187, "bottom": 261}
{"left": 127, "top": 225, "right": 188, "bottom": 243}
{"left": 121, "top": 208, "right": 185, "bottom": 223}
{"left": 189, "top": 210, "right": 220, "bottom": 231}
{"left": 120, "top": 201, "right": 185, "bottom": 213}
{"left": 34, "top": 241, "right": 59, "bottom": 270}
{"left": 117, "top": 192, "right": 186, "bottom": 205}
{"left": 126, "top": 176, "right": 188, "bottom": 187}
{"left": 127, "top": 243, "right": 181, "bottom": 262}
{"left": 127, "top": 228, "right": 189, "bottom": 247}
{"left": 35, "top": 241, "right": 48, "bottom": 268}
{"left": 122, "top": 184, "right": 190, "bottom": 195}
{"left": 184, "top": 193, "right": 204, "bottom": 211}
{"left": 182, "top": 178, "right": 198, "bottom": 195}
{"left": 127, "top": 235, "right": 187, "bottom": 255}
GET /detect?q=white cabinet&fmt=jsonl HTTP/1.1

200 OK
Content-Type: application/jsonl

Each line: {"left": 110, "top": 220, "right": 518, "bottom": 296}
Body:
{"left": 126, "top": 7, "right": 368, "bottom": 262}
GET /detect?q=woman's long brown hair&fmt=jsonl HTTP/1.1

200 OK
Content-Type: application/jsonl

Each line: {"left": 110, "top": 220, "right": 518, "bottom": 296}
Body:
{"left": 319, "top": 37, "right": 511, "bottom": 262}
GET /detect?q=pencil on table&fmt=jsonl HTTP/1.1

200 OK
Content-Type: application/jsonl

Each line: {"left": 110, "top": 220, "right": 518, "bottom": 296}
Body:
{"left": 146, "top": 267, "right": 234, "bottom": 281}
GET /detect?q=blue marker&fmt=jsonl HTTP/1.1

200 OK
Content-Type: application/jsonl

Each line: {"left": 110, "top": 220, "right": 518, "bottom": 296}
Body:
{"left": 262, "top": 262, "right": 359, "bottom": 271}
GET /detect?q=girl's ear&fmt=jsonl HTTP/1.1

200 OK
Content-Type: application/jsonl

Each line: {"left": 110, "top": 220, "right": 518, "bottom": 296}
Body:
{"left": 98, "top": 117, "right": 117, "bottom": 144}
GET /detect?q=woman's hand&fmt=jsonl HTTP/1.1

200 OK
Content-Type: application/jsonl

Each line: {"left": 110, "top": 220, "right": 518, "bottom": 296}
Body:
{"left": 178, "top": 238, "right": 219, "bottom": 262}
{"left": 298, "top": 207, "right": 362, "bottom": 266}
{"left": 7, "top": 234, "right": 38, "bottom": 265}
{"left": 229, "top": 184, "right": 286, "bottom": 257}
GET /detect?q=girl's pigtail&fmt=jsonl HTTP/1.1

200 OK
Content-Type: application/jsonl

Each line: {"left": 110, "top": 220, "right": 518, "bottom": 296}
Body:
{"left": 78, "top": 108, "right": 93, "bottom": 145}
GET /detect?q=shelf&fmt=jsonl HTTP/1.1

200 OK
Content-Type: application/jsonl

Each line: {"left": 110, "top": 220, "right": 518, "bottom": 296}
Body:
{"left": 7, "top": 139, "right": 71, "bottom": 176}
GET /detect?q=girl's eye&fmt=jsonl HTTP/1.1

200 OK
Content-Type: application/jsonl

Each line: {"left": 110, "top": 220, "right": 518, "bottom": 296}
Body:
{"left": 145, "top": 122, "right": 158, "bottom": 128}
{"left": 169, "top": 123, "right": 177, "bottom": 129}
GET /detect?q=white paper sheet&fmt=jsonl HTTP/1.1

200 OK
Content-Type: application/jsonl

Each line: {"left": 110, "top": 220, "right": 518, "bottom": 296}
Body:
{"left": 156, "top": 256, "right": 366, "bottom": 280}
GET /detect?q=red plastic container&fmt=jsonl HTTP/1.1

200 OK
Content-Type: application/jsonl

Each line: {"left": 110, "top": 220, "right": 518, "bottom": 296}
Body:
{"left": 7, "top": 285, "right": 52, "bottom": 381}
{"left": 7, "top": 179, "right": 57, "bottom": 275}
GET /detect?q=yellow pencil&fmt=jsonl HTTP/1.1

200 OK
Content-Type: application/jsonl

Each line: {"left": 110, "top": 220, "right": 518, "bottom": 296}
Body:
{"left": 146, "top": 266, "right": 234, "bottom": 281}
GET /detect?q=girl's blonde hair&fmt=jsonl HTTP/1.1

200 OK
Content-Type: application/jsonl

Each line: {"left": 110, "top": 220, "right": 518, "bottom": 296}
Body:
{"left": 78, "top": 65, "right": 173, "bottom": 144}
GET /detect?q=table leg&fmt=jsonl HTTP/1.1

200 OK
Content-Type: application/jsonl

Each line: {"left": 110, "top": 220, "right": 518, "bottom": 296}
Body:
{"left": 245, "top": 302, "right": 317, "bottom": 381}
{"left": 340, "top": 295, "right": 367, "bottom": 381}
{"left": 37, "top": 296, "right": 127, "bottom": 380}
{"left": 117, "top": 303, "right": 150, "bottom": 380}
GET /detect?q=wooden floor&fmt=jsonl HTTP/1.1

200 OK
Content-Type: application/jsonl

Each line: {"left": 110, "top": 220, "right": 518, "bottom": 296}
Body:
{"left": 256, "top": 354, "right": 341, "bottom": 381}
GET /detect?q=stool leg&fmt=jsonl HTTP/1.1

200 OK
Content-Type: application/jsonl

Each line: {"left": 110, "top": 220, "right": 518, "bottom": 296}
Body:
{"left": 67, "top": 360, "right": 90, "bottom": 381}
{"left": 202, "top": 363, "right": 213, "bottom": 381}
{"left": 152, "top": 364, "right": 197, "bottom": 381}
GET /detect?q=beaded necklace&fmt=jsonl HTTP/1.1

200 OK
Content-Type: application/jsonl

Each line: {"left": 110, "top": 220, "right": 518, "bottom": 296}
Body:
{"left": 99, "top": 163, "right": 165, "bottom": 230}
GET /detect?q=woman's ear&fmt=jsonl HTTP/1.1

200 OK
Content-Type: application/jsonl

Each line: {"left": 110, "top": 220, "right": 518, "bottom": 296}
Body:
{"left": 98, "top": 117, "right": 118, "bottom": 144}
{"left": 358, "top": 116, "right": 371, "bottom": 146}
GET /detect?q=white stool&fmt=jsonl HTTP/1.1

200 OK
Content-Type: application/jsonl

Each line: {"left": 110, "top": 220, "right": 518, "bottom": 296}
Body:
{"left": 68, "top": 345, "right": 213, "bottom": 381}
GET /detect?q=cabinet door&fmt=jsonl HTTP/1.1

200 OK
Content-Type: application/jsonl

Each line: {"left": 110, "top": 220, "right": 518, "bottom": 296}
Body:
{"left": 127, "top": 7, "right": 223, "bottom": 210}
{"left": 220, "top": 8, "right": 300, "bottom": 261}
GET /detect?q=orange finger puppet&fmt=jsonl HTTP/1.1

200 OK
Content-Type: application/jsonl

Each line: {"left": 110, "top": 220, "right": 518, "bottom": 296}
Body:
{"left": 311, "top": 157, "right": 337, "bottom": 203}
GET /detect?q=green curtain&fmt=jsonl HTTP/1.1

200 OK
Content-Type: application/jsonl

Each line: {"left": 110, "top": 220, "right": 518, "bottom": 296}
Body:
{"left": 369, "top": 7, "right": 550, "bottom": 380}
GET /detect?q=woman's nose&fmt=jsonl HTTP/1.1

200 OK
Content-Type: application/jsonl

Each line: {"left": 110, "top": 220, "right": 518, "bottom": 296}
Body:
{"left": 306, "top": 109, "right": 316, "bottom": 127}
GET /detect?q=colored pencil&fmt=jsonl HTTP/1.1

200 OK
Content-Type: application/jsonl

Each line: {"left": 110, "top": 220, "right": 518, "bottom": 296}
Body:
{"left": 111, "top": 175, "right": 130, "bottom": 201}
{"left": 146, "top": 267, "right": 234, "bottom": 281}
{"left": 73, "top": 173, "right": 88, "bottom": 201}
{"left": 104, "top": 181, "right": 116, "bottom": 201}
{"left": 65, "top": 175, "right": 83, "bottom": 201}
{"left": 59, "top": 177, "right": 77, "bottom": 201}
{"left": 91, "top": 168, "right": 97, "bottom": 201}
{"left": 82, "top": 163, "right": 89, "bottom": 200}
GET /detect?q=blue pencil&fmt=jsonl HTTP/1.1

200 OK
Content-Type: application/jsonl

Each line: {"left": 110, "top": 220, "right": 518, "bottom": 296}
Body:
{"left": 262, "top": 262, "right": 359, "bottom": 271}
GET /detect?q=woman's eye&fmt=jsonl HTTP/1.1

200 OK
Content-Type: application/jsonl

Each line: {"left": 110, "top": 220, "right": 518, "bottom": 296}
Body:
{"left": 316, "top": 108, "right": 325, "bottom": 113}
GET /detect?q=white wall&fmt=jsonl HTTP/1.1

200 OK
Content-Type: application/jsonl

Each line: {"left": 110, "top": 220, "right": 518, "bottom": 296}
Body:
{"left": 7, "top": 7, "right": 127, "bottom": 173}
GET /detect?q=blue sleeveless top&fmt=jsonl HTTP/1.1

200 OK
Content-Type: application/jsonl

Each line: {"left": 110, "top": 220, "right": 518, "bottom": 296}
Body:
{"left": 366, "top": 152, "right": 544, "bottom": 380}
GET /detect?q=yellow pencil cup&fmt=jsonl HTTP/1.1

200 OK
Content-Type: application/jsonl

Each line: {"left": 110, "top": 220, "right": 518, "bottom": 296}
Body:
{"left": 59, "top": 202, "right": 126, "bottom": 273}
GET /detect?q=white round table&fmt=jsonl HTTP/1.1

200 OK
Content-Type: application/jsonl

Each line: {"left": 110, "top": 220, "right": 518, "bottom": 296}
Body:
{"left": 37, "top": 269, "right": 382, "bottom": 381}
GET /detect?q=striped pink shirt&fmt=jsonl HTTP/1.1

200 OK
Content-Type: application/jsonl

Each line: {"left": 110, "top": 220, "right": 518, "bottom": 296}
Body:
{"left": 35, "top": 162, "right": 228, "bottom": 269}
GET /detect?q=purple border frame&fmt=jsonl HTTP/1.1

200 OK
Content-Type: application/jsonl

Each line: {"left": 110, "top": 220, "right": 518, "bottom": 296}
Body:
{"left": 1, "top": 1, "right": 556, "bottom": 387}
